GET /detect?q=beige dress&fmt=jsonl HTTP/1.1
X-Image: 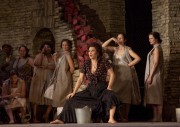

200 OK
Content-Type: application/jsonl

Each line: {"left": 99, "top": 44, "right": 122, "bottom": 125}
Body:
{"left": 144, "top": 44, "right": 164, "bottom": 105}
{"left": 51, "top": 51, "right": 73, "bottom": 107}
{"left": 112, "top": 46, "right": 141, "bottom": 105}
{"left": 4, "top": 78, "right": 26, "bottom": 109}
{"left": 29, "top": 54, "right": 54, "bottom": 105}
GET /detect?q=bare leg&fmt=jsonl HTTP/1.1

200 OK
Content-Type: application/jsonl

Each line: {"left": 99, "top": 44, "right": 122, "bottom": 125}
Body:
{"left": 121, "top": 103, "right": 130, "bottom": 121}
{"left": 156, "top": 105, "right": 163, "bottom": 122}
{"left": 33, "top": 104, "right": 39, "bottom": 123}
{"left": 152, "top": 105, "right": 157, "bottom": 121}
{"left": 152, "top": 104, "right": 162, "bottom": 122}
{"left": 5, "top": 108, "right": 14, "bottom": 123}
{"left": 19, "top": 107, "right": 26, "bottom": 123}
{"left": 124, "top": 103, "right": 130, "bottom": 121}
{"left": 43, "top": 105, "right": 52, "bottom": 122}
{"left": 108, "top": 106, "right": 117, "bottom": 123}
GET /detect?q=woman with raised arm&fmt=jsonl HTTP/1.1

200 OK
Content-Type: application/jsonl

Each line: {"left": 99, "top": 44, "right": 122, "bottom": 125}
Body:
{"left": 102, "top": 33, "right": 141, "bottom": 121}
{"left": 144, "top": 32, "right": 164, "bottom": 122}
{"left": 50, "top": 42, "right": 121, "bottom": 124}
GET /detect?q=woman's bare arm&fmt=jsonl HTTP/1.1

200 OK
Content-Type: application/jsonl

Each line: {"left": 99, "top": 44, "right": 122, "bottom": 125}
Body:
{"left": 102, "top": 38, "right": 117, "bottom": 52}
{"left": 107, "top": 67, "right": 115, "bottom": 90}
{"left": 146, "top": 48, "right": 159, "bottom": 84}
{"left": 67, "top": 55, "right": 75, "bottom": 74}
{"left": 128, "top": 49, "right": 141, "bottom": 67}
{"left": 67, "top": 73, "right": 84, "bottom": 98}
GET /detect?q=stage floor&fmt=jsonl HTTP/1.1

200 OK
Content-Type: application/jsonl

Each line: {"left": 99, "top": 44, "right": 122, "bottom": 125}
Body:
{"left": 0, "top": 122, "right": 180, "bottom": 127}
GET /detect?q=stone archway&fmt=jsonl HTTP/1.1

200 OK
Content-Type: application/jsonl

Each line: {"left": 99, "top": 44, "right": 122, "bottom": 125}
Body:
{"left": 32, "top": 28, "right": 55, "bottom": 56}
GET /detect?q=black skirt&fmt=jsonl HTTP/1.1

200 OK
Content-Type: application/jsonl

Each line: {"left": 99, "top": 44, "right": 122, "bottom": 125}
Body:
{"left": 57, "top": 82, "right": 121, "bottom": 123}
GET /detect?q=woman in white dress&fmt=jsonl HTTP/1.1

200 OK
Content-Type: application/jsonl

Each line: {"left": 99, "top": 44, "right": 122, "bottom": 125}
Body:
{"left": 102, "top": 33, "right": 141, "bottom": 121}
{"left": 144, "top": 32, "right": 164, "bottom": 122}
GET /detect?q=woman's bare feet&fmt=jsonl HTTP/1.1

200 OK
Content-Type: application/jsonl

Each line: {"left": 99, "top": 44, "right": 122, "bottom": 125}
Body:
{"left": 43, "top": 114, "right": 49, "bottom": 123}
{"left": 9, "top": 120, "right": 15, "bottom": 124}
{"left": 50, "top": 119, "right": 64, "bottom": 124}
{"left": 108, "top": 119, "right": 117, "bottom": 123}
{"left": 33, "top": 118, "right": 40, "bottom": 123}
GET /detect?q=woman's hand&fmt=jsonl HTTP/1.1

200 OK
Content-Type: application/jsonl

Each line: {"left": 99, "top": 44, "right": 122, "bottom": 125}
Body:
{"left": 53, "top": 52, "right": 58, "bottom": 59}
{"left": 146, "top": 76, "right": 152, "bottom": 85}
{"left": 10, "top": 93, "right": 20, "bottom": 98}
{"left": 107, "top": 87, "right": 112, "bottom": 90}
{"left": 66, "top": 92, "right": 75, "bottom": 99}
{"left": 111, "top": 37, "right": 118, "bottom": 43}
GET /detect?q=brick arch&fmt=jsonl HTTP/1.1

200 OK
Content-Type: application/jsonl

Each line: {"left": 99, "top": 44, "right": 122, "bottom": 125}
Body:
{"left": 32, "top": 28, "right": 55, "bottom": 56}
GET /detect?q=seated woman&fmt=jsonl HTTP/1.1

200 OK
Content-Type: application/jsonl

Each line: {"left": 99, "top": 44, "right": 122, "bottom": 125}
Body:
{"left": 1, "top": 70, "right": 26, "bottom": 124}
{"left": 50, "top": 42, "right": 121, "bottom": 124}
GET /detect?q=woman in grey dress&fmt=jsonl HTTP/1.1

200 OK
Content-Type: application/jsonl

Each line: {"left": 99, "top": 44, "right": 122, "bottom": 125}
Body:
{"left": 102, "top": 33, "right": 141, "bottom": 121}
{"left": 13, "top": 45, "right": 33, "bottom": 98}
{"left": 144, "top": 32, "right": 164, "bottom": 122}
{"left": 51, "top": 39, "right": 75, "bottom": 107}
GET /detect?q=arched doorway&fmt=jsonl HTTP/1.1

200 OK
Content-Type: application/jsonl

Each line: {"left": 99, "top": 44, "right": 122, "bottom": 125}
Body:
{"left": 33, "top": 28, "right": 55, "bottom": 56}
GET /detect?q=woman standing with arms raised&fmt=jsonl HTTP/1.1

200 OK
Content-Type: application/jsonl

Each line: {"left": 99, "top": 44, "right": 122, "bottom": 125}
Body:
{"left": 144, "top": 32, "right": 164, "bottom": 122}
{"left": 102, "top": 33, "right": 141, "bottom": 121}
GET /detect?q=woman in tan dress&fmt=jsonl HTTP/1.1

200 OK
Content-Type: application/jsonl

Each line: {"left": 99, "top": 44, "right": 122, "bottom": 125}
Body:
{"left": 2, "top": 70, "right": 26, "bottom": 124}
{"left": 144, "top": 32, "right": 164, "bottom": 122}
{"left": 52, "top": 39, "right": 74, "bottom": 108}
{"left": 102, "top": 33, "right": 141, "bottom": 121}
{"left": 29, "top": 42, "right": 55, "bottom": 122}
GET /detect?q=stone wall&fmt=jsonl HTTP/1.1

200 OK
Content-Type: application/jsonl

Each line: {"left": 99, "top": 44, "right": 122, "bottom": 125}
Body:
{"left": 0, "top": 0, "right": 179, "bottom": 118}
{"left": 166, "top": 0, "right": 180, "bottom": 106}
{"left": 0, "top": 0, "right": 75, "bottom": 58}
{"left": 152, "top": 0, "right": 180, "bottom": 121}
{"left": 0, "top": 0, "right": 80, "bottom": 86}
{"left": 79, "top": 0, "right": 125, "bottom": 37}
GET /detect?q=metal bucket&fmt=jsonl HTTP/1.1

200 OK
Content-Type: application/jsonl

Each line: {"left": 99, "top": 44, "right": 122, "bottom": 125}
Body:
{"left": 176, "top": 108, "right": 180, "bottom": 122}
{"left": 75, "top": 106, "right": 92, "bottom": 124}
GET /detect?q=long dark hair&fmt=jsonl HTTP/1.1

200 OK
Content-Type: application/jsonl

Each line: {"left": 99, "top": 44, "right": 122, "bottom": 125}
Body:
{"left": 149, "top": 32, "right": 162, "bottom": 43}
{"left": 9, "top": 70, "right": 18, "bottom": 77}
{"left": 117, "top": 32, "right": 127, "bottom": 40}
{"left": 88, "top": 42, "right": 103, "bottom": 60}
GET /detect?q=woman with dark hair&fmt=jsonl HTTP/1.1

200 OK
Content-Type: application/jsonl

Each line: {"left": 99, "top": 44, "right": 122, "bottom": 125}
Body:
{"left": 144, "top": 32, "right": 164, "bottom": 122}
{"left": 50, "top": 42, "right": 121, "bottom": 124}
{"left": 1, "top": 44, "right": 15, "bottom": 81}
{"left": 1, "top": 70, "right": 26, "bottom": 124}
{"left": 102, "top": 33, "right": 141, "bottom": 121}
{"left": 29, "top": 42, "right": 55, "bottom": 123}
{"left": 50, "top": 39, "right": 74, "bottom": 108}
{"left": 13, "top": 45, "right": 33, "bottom": 98}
